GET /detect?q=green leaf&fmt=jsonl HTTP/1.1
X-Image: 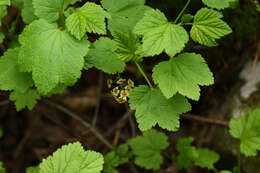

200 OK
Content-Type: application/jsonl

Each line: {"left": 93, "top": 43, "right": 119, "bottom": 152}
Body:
{"left": 10, "top": 89, "right": 40, "bottom": 111}
{"left": 101, "top": 0, "right": 149, "bottom": 34}
{"left": 0, "top": 32, "right": 4, "bottom": 44}
{"left": 18, "top": 19, "right": 90, "bottom": 95}
{"left": 134, "top": 9, "right": 189, "bottom": 57}
{"left": 176, "top": 137, "right": 198, "bottom": 169}
{"left": 190, "top": 8, "right": 232, "bottom": 47}
{"left": 202, "top": 0, "right": 235, "bottom": 10}
{"left": 152, "top": 53, "right": 214, "bottom": 100}
{"left": 66, "top": 2, "right": 109, "bottom": 40}
{"left": 21, "top": 0, "right": 37, "bottom": 24}
{"left": 128, "top": 129, "right": 169, "bottom": 170}
{"left": 229, "top": 109, "right": 260, "bottom": 156}
{"left": 85, "top": 37, "right": 125, "bottom": 74}
{"left": 26, "top": 166, "right": 40, "bottom": 173}
{"left": 181, "top": 14, "right": 193, "bottom": 23}
{"left": 220, "top": 171, "right": 232, "bottom": 173}
{"left": 194, "top": 148, "right": 220, "bottom": 170}
{"left": 0, "top": 162, "right": 5, "bottom": 173}
{"left": 0, "top": 6, "right": 7, "bottom": 27}
{"left": 103, "top": 144, "right": 131, "bottom": 173}
{"left": 32, "top": 0, "right": 71, "bottom": 22}
{"left": 39, "top": 142, "right": 104, "bottom": 173}
{"left": 0, "top": 0, "right": 10, "bottom": 6}
{"left": 0, "top": 48, "right": 33, "bottom": 93}
{"left": 129, "top": 85, "right": 191, "bottom": 131}
{"left": 113, "top": 31, "right": 141, "bottom": 62}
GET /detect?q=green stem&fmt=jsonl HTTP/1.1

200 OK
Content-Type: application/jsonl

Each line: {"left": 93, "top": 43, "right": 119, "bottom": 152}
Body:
{"left": 135, "top": 61, "right": 153, "bottom": 88}
{"left": 174, "top": 0, "right": 191, "bottom": 24}
{"left": 237, "top": 145, "right": 241, "bottom": 173}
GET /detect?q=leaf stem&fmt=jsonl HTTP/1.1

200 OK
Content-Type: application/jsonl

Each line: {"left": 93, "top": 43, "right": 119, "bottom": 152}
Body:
{"left": 237, "top": 145, "right": 241, "bottom": 173}
{"left": 174, "top": 0, "right": 191, "bottom": 24}
{"left": 135, "top": 61, "right": 153, "bottom": 88}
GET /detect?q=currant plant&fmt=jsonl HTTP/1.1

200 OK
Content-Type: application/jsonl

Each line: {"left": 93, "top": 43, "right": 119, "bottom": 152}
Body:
{"left": 2, "top": 0, "right": 259, "bottom": 172}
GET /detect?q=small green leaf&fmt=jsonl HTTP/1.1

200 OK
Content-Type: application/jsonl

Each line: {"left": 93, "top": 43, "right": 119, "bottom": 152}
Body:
{"left": 101, "top": 0, "right": 149, "bottom": 34}
{"left": 134, "top": 9, "right": 189, "bottom": 57}
{"left": 0, "top": 0, "right": 10, "bottom": 6}
{"left": 176, "top": 137, "right": 198, "bottom": 169}
{"left": 191, "top": 8, "right": 232, "bottom": 46}
{"left": 0, "top": 162, "right": 5, "bottom": 173}
{"left": 0, "top": 128, "right": 3, "bottom": 138}
{"left": 202, "top": 0, "right": 236, "bottom": 10}
{"left": 113, "top": 31, "right": 142, "bottom": 62}
{"left": 129, "top": 85, "right": 191, "bottom": 131}
{"left": 26, "top": 166, "right": 40, "bottom": 173}
{"left": 128, "top": 129, "right": 169, "bottom": 170}
{"left": 0, "top": 48, "right": 33, "bottom": 93}
{"left": 21, "top": 0, "right": 37, "bottom": 24}
{"left": 181, "top": 14, "right": 193, "bottom": 23}
{"left": 194, "top": 148, "right": 220, "bottom": 170}
{"left": 229, "top": 109, "right": 260, "bottom": 156}
{"left": 10, "top": 89, "right": 40, "bottom": 111}
{"left": 32, "top": 0, "right": 71, "bottom": 22}
{"left": 18, "top": 19, "right": 90, "bottom": 95}
{"left": 103, "top": 144, "right": 131, "bottom": 173}
{"left": 39, "top": 142, "right": 104, "bottom": 173}
{"left": 66, "top": 2, "right": 109, "bottom": 40}
{"left": 220, "top": 171, "right": 232, "bottom": 173}
{"left": 152, "top": 53, "right": 214, "bottom": 100}
{"left": 85, "top": 37, "right": 125, "bottom": 74}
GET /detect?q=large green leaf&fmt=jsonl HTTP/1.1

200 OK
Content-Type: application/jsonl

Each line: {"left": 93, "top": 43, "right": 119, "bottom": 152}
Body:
{"left": 152, "top": 53, "right": 214, "bottom": 100}
{"left": 134, "top": 9, "right": 188, "bottom": 57}
{"left": 190, "top": 8, "right": 232, "bottom": 47}
{"left": 40, "top": 142, "right": 104, "bottom": 173}
{"left": 85, "top": 37, "right": 125, "bottom": 74}
{"left": 18, "top": 19, "right": 90, "bottom": 95}
{"left": 229, "top": 109, "right": 260, "bottom": 156}
{"left": 128, "top": 129, "right": 169, "bottom": 170}
{"left": 66, "top": 2, "right": 109, "bottom": 40}
{"left": 0, "top": 48, "right": 33, "bottom": 93}
{"left": 101, "top": 0, "right": 149, "bottom": 34}
{"left": 129, "top": 85, "right": 191, "bottom": 131}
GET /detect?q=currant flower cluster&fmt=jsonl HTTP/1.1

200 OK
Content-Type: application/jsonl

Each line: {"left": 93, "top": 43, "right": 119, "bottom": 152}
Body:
{"left": 108, "top": 78, "right": 134, "bottom": 104}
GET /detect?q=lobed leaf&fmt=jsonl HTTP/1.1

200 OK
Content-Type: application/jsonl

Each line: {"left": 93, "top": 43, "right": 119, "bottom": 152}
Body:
{"left": 152, "top": 53, "right": 214, "bottom": 100}
{"left": 128, "top": 129, "right": 169, "bottom": 170}
{"left": 229, "top": 109, "right": 260, "bottom": 156}
{"left": 66, "top": 2, "right": 109, "bottom": 40}
{"left": 190, "top": 8, "right": 232, "bottom": 47}
{"left": 18, "top": 19, "right": 90, "bottom": 95}
{"left": 134, "top": 9, "right": 188, "bottom": 57}
{"left": 129, "top": 85, "right": 191, "bottom": 131}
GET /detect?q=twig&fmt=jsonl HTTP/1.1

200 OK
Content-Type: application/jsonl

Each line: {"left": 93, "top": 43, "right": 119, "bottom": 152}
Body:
{"left": 107, "top": 109, "right": 135, "bottom": 136}
{"left": 42, "top": 100, "right": 112, "bottom": 149}
{"left": 181, "top": 113, "right": 229, "bottom": 127}
{"left": 92, "top": 72, "right": 103, "bottom": 126}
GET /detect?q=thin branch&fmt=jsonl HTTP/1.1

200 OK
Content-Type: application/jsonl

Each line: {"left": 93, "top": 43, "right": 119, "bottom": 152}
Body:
{"left": 42, "top": 100, "right": 112, "bottom": 149}
{"left": 92, "top": 72, "right": 103, "bottom": 126}
{"left": 181, "top": 113, "right": 229, "bottom": 127}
